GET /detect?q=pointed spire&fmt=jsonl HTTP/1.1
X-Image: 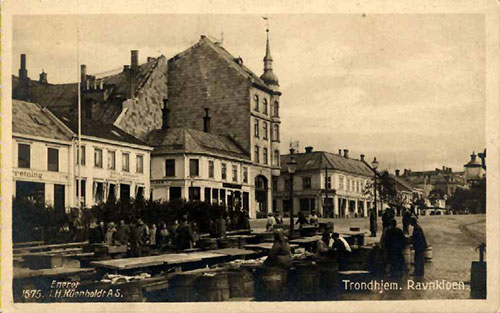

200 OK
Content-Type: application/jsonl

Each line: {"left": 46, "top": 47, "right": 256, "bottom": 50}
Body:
{"left": 260, "top": 22, "right": 279, "bottom": 88}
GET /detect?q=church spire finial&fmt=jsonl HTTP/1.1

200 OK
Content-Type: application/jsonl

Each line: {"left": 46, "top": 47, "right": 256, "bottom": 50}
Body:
{"left": 260, "top": 16, "right": 279, "bottom": 87}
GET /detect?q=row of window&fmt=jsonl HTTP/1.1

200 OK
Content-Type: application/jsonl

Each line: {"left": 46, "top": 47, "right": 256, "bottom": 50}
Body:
{"left": 254, "top": 146, "right": 280, "bottom": 166}
{"left": 254, "top": 119, "right": 280, "bottom": 141}
{"left": 17, "top": 143, "right": 144, "bottom": 174}
{"left": 165, "top": 159, "right": 249, "bottom": 184}
{"left": 253, "top": 95, "right": 279, "bottom": 117}
{"left": 282, "top": 176, "right": 367, "bottom": 192}
{"left": 77, "top": 146, "right": 144, "bottom": 173}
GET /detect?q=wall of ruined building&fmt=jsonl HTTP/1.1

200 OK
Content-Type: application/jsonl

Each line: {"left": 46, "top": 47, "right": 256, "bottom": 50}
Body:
{"left": 167, "top": 43, "right": 251, "bottom": 153}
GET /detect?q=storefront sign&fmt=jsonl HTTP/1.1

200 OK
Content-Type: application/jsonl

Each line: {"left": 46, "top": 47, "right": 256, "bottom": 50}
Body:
{"left": 13, "top": 169, "right": 69, "bottom": 183}
{"left": 223, "top": 182, "right": 242, "bottom": 189}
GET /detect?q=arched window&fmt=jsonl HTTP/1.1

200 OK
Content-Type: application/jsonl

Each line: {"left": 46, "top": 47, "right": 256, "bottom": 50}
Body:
{"left": 254, "top": 94, "right": 259, "bottom": 111}
{"left": 274, "top": 150, "right": 280, "bottom": 166}
{"left": 273, "top": 124, "right": 280, "bottom": 141}
{"left": 273, "top": 101, "right": 279, "bottom": 117}
{"left": 263, "top": 98, "right": 268, "bottom": 115}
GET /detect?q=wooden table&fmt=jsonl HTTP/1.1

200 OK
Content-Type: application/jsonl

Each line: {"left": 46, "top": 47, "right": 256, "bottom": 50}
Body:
{"left": 14, "top": 267, "right": 95, "bottom": 279}
{"left": 243, "top": 243, "right": 299, "bottom": 251}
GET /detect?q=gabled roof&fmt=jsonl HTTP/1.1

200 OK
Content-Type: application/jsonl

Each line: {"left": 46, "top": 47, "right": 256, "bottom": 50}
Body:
{"left": 52, "top": 111, "right": 148, "bottom": 147}
{"left": 170, "top": 36, "right": 272, "bottom": 92}
{"left": 280, "top": 151, "right": 373, "bottom": 177}
{"left": 12, "top": 56, "right": 165, "bottom": 124}
{"left": 12, "top": 99, "right": 72, "bottom": 141}
{"left": 147, "top": 128, "right": 249, "bottom": 159}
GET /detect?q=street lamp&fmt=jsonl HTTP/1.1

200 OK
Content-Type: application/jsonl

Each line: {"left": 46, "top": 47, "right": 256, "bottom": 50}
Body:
{"left": 371, "top": 157, "right": 379, "bottom": 216}
{"left": 286, "top": 149, "right": 298, "bottom": 238}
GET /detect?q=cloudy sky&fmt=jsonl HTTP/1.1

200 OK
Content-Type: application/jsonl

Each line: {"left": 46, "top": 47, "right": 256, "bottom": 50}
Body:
{"left": 12, "top": 14, "right": 485, "bottom": 172}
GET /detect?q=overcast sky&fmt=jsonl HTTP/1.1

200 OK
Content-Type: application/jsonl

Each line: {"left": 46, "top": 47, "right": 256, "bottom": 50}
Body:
{"left": 12, "top": 14, "right": 485, "bottom": 172}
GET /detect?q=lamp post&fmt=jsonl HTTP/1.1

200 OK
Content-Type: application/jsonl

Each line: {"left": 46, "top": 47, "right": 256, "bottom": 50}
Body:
{"left": 371, "top": 157, "right": 379, "bottom": 216}
{"left": 287, "top": 149, "right": 298, "bottom": 238}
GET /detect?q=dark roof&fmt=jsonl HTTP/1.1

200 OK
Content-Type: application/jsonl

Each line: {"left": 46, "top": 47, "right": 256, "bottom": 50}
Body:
{"left": 147, "top": 128, "right": 249, "bottom": 159}
{"left": 53, "top": 111, "right": 148, "bottom": 146}
{"left": 391, "top": 175, "right": 415, "bottom": 192}
{"left": 280, "top": 151, "right": 373, "bottom": 177}
{"left": 12, "top": 56, "right": 164, "bottom": 124}
{"left": 12, "top": 100, "right": 72, "bottom": 141}
{"left": 171, "top": 36, "right": 271, "bottom": 92}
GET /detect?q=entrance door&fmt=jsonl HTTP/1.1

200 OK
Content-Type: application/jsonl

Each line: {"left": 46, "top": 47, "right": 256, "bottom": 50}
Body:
{"left": 120, "top": 184, "right": 130, "bottom": 201}
{"left": 54, "top": 184, "right": 65, "bottom": 213}
{"left": 255, "top": 175, "right": 268, "bottom": 214}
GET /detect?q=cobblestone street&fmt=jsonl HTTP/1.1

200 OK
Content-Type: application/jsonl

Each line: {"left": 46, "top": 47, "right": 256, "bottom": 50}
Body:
{"left": 251, "top": 214, "right": 486, "bottom": 300}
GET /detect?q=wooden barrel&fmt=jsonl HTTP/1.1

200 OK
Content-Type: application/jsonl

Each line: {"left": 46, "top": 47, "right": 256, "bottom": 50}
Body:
{"left": 227, "top": 269, "right": 254, "bottom": 298}
{"left": 227, "top": 237, "right": 240, "bottom": 248}
{"left": 318, "top": 259, "right": 339, "bottom": 300}
{"left": 424, "top": 246, "right": 433, "bottom": 261}
{"left": 254, "top": 266, "right": 287, "bottom": 301}
{"left": 238, "top": 236, "right": 248, "bottom": 249}
{"left": 326, "top": 222, "right": 334, "bottom": 233}
{"left": 197, "top": 273, "right": 230, "bottom": 302}
{"left": 290, "top": 261, "right": 320, "bottom": 300}
{"left": 168, "top": 274, "right": 200, "bottom": 302}
{"left": 217, "top": 238, "right": 230, "bottom": 249}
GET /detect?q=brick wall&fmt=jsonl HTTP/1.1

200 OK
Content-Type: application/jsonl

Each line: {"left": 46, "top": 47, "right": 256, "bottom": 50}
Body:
{"left": 167, "top": 42, "right": 251, "bottom": 154}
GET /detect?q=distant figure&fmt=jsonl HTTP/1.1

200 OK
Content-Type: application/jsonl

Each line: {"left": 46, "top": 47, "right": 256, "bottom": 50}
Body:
{"left": 265, "top": 230, "right": 292, "bottom": 268}
{"left": 402, "top": 209, "right": 412, "bottom": 235}
{"left": 369, "top": 208, "right": 378, "bottom": 237}
{"left": 384, "top": 219, "right": 407, "bottom": 278}
{"left": 176, "top": 218, "right": 194, "bottom": 250}
{"left": 266, "top": 213, "right": 277, "bottom": 232}
{"left": 129, "top": 221, "right": 141, "bottom": 257}
{"left": 89, "top": 221, "right": 106, "bottom": 244}
{"left": 295, "top": 211, "right": 309, "bottom": 229}
{"left": 316, "top": 231, "right": 333, "bottom": 254}
{"left": 168, "top": 220, "right": 179, "bottom": 244}
{"left": 149, "top": 224, "right": 157, "bottom": 247}
{"left": 333, "top": 232, "right": 351, "bottom": 253}
{"left": 240, "top": 210, "right": 251, "bottom": 230}
{"left": 104, "top": 222, "right": 116, "bottom": 245}
{"left": 215, "top": 216, "right": 227, "bottom": 238}
{"left": 137, "top": 219, "right": 150, "bottom": 246}
{"left": 191, "top": 221, "right": 200, "bottom": 246}
{"left": 114, "top": 220, "right": 131, "bottom": 245}
{"left": 410, "top": 217, "right": 428, "bottom": 277}
{"left": 157, "top": 222, "right": 169, "bottom": 250}
{"left": 382, "top": 209, "right": 392, "bottom": 230}
{"left": 274, "top": 212, "right": 284, "bottom": 225}
{"left": 309, "top": 211, "right": 319, "bottom": 226}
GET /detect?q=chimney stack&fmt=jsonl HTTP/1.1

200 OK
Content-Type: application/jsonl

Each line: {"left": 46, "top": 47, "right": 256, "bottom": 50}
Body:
{"left": 131, "top": 50, "right": 139, "bottom": 70}
{"left": 343, "top": 149, "right": 349, "bottom": 158}
{"left": 338, "top": 149, "right": 342, "bottom": 156}
{"left": 360, "top": 154, "right": 365, "bottom": 161}
{"left": 289, "top": 148, "right": 295, "bottom": 155}
{"left": 203, "top": 108, "right": 211, "bottom": 133}
{"left": 18, "top": 54, "right": 30, "bottom": 101}
{"left": 39, "top": 70, "right": 48, "bottom": 84}
{"left": 162, "top": 98, "right": 170, "bottom": 129}
{"left": 80, "top": 64, "right": 87, "bottom": 87}
{"left": 305, "top": 146, "right": 313, "bottom": 153}
{"left": 395, "top": 169, "right": 400, "bottom": 177}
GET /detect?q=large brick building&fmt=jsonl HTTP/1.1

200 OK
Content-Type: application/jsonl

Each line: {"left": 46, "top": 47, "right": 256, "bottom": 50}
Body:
{"left": 165, "top": 34, "right": 282, "bottom": 216}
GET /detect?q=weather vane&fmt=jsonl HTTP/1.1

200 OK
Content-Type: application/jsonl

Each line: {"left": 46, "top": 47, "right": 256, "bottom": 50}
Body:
{"left": 262, "top": 16, "right": 271, "bottom": 32}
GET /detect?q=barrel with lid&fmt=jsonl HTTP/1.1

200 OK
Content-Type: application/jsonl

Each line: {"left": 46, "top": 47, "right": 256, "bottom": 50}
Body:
{"left": 197, "top": 272, "right": 230, "bottom": 302}
{"left": 254, "top": 266, "right": 288, "bottom": 301}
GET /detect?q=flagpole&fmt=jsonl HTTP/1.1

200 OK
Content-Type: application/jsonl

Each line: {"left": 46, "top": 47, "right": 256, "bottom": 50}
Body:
{"left": 77, "top": 28, "right": 82, "bottom": 210}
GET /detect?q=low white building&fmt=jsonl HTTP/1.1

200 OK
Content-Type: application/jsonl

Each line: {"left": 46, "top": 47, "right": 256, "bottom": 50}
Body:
{"left": 12, "top": 99, "right": 152, "bottom": 211}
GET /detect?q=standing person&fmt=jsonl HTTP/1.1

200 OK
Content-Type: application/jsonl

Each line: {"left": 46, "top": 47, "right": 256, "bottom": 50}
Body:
{"left": 168, "top": 220, "right": 179, "bottom": 244}
{"left": 295, "top": 211, "right": 309, "bottom": 230}
{"left": 104, "top": 222, "right": 117, "bottom": 245}
{"left": 176, "top": 217, "right": 194, "bottom": 250}
{"left": 114, "top": 220, "right": 131, "bottom": 245}
{"left": 157, "top": 222, "right": 169, "bottom": 250}
{"left": 410, "top": 217, "right": 428, "bottom": 277}
{"left": 402, "top": 209, "right": 412, "bottom": 235}
{"left": 264, "top": 230, "right": 292, "bottom": 268}
{"left": 274, "top": 212, "right": 284, "bottom": 225}
{"left": 149, "top": 224, "right": 157, "bottom": 248}
{"left": 129, "top": 221, "right": 141, "bottom": 257}
{"left": 369, "top": 208, "right": 378, "bottom": 237}
{"left": 240, "top": 210, "right": 251, "bottom": 230}
{"left": 309, "top": 210, "right": 319, "bottom": 226}
{"left": 191, "top": 221, "right": 200, "bottom": 247}
{"left": 384, "top": 219, "right": 407, "bottom": 278}
{"left": 266, "top": 213, "right": 276, "bottom": 232}
{"left": 92, "top": 220, "right": 106, "bottom": 244}
{"left": 382, "top": 209, "right": 391, "bottom": 230}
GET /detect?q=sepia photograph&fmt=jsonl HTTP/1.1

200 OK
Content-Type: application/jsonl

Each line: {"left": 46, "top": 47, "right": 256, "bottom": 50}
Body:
{"left": 1, "top": 1, "right": 499, "bottom": 312}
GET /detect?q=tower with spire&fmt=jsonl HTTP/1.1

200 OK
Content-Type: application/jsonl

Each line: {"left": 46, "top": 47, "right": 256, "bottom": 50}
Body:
{"left": 260, "top": 26, "right": 280, "bottom": 90}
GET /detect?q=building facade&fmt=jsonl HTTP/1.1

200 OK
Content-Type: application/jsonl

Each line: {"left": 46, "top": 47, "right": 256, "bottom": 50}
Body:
{"left": 275, "top": 148, "right": 374, "bottom": 218}
{"left": 12, "top": 99, "right": 152, "bottom": 211}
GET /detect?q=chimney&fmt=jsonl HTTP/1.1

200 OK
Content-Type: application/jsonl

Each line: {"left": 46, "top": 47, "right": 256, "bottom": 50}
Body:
{"left": 395, "top": 169, "right": 400, "bottom": 177}
{"left": 80, "top": 64, "right": 87, "bottom": 87}
{"left": 39, "top": 70, "right": 48, "bottom": 84}
{"left": 360, "top": 154, "right": 365, "bottom": 161}
{"left": 343, "top": 149, "right": 349, "bottom": 158}
{"left": 161, "top": 98, "right": 170, "bottom": 129}
{"left": 289, "top": 148, "right": 295, "bottom": 155}
{"left": 338, "top": 149, "right": 342, "bottom": 156}
{"left": 305, "top": 146, "right": 313, "bottom": 153}
{"left": 203, "top": 108, "right": 211, "bottom": 133}
{"left": 131, "top": 50, "right": 139, "bottom": 70}
{"left": 470, "top": 151, "right": 476, "bottom": 161}
{"left": 147, "top": 57, "right": 155, "bottom": 63}
{"left": 18, "top": 54, "right": 30, "bottom": 101}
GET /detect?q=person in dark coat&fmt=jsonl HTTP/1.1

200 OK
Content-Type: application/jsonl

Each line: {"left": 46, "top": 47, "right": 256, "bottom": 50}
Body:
{"left": 175, "top": 218, "right": 194, "bottom": 250}
{"left": 369, "top": 208, "right": 378, "bottom": 237}
{"left": 129, "top": 221, "right": 141, "bottom": 257}
{"left": 114, "top": 220, "right": 131, "bottom": 245}
{"left": 295, "top": 211, "right": 309, "bottom": 229}
{"left": 402, "top": 209, "right": 412, "bottom": 235}
{"left": 382, "top": 209, "right": 391, "bottom": 230}
{"left": 410, "top": 217, "right": 428, "bottom": 277}
{"left": 89, "top": 221, "right": 106, "bottom": 244}
{"left": 384, "top": 219, "right": 407, "bottom": 278}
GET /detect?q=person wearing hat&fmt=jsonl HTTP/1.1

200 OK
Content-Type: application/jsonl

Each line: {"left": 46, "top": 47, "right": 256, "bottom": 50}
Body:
{"left": 410, "top": 217, "right": 428, "bottom": 277}
{"left": 266, "top": 212, "right": 277, "bottom": 232}
{"left": 105, "top": 222, "right": 116, "bottom": 245}
{"left": 265, "top": 229, "right": 292, "bottom": 268}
